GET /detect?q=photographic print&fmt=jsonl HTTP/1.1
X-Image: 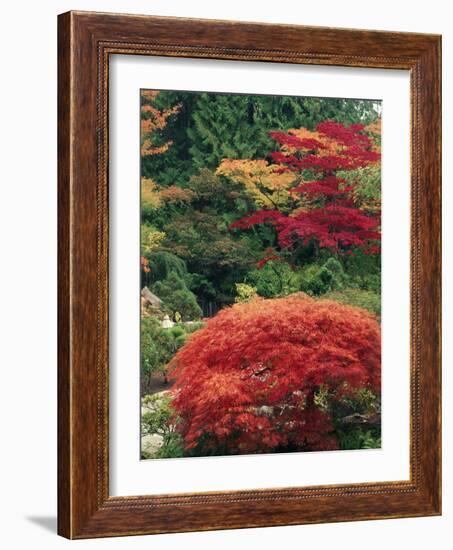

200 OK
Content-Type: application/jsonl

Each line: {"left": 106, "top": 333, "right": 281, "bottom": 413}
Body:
{"left": 140, "top": 89, "right": 382, "bottom": 460}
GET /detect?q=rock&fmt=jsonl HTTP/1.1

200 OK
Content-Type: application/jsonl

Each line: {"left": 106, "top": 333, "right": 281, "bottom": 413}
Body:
{"left": 141, "top": 434, "right": 164, "bottom": 455}
{"left": 141, "top": 287, "right": 163, "bottom": 309}
{"left": 340, "top": 412, "right": 381, "bottom": 425}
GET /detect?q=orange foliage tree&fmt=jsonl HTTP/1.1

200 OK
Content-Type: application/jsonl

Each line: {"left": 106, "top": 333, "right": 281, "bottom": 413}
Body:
{"left": 140, "top": 90, "right": 181, "bottom": 157}
{"left": 169, "top": 294, "right": 380, "bottom": 455}
{"left": 216, "top": 159, "right": 297, "bottom": 208}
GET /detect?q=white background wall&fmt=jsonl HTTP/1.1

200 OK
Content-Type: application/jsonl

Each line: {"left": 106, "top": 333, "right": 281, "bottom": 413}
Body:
{"left": 0, "top": 1, "right": 450, "bottom": 548}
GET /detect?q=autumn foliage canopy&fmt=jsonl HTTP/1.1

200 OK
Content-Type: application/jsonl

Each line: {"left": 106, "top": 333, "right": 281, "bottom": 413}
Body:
{"left": 170, "top": 294, "right": 381, "bottom": 454}
{"left": 227, "top": 120, "right": 381, "bottom": 258}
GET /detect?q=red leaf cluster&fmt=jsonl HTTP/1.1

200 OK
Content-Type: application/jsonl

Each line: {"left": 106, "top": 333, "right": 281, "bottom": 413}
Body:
{"left": 268, "top": 121, "right": 380, "bottom": 172}
{"left": 291, "top": 175, "right": 351, "bottom": 197}
{"left": 269, "top": 131, "right": 327, "bottom": 151}
{"left": 231, "top": 121, "right": 381, "bottom": 254}
{"left": 231, "top": 205, "right": 380, "bottom": 253}
{"left": 169, "top": 295, "right": 381, "bottom": 455}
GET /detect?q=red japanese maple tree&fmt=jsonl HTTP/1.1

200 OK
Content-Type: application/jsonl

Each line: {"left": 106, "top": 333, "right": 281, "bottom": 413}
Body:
{"left": 230, "top": 121, "right": 381, "bottom": 256}
{"left": 169, "top": 294, "right": 381, "bottom": 455}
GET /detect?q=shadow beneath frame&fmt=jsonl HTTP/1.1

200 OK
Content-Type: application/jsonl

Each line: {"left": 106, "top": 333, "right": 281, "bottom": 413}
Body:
{"left": 26, "top": 516, "right": 57, "bottom": 534}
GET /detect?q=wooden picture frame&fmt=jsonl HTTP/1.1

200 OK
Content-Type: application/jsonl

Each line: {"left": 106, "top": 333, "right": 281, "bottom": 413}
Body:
{"left": 58, "top": 10, "right": 441, "bottom": 539}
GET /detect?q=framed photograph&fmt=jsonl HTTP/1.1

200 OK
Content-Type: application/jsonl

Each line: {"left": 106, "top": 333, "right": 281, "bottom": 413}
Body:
{"left": 58, "top": 11, "right": 441, "bottom": 539}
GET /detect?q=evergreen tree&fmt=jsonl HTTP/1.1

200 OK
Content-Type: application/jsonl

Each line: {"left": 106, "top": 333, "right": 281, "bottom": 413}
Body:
{"left": 187, "top": 93, "right": 261, "bottom": 170}
{"left": 152, "top": 273, "right": 202, "bottom": 321}
{"left": 146, "top": 251, "right": 188, "bottom": 284}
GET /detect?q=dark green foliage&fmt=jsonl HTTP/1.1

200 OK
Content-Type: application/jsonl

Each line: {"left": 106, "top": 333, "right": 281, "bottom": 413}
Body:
{"left": 160, "top": 211, "right": 256, "bottom": 306}
{"left": 246, "top": 261, "right": 299, "bottom": 298}
{"left": 141, "top": 317, "right": 205, "bottom": 390}
{"left": 141, "top": 317, "right": 187, "bottom": 380}
{"left": 332, "top": 388, "right": 381, "bottom": 450}
{"left": 342, "top": 250, "right": 381, "bottom": 293}
{"left": 335, "top": 427, "right": 381, "bottom": 450}
{"left": 141, "top": 91, "right": 197, "bottom": 186}
{"left": 188, "top": 93, "right": 262, "bottom": 170}
{"left": 152, "top": 273, "right": 202, "bottom": 321}
{"left": 299, "top": 258, "right": 347, "bottom": 296}
{"left": 188, "top": 94, "right": 379, "bottom": 174}
{"left": 188, "top": 168, "right": 247, "bottom": 213}
{"left": 141, "top": 249, "right": 189, "bottom": 291}
{"left": 154, "top": 432, "right": 185, "bottom": 458}
{"left": 146, "top": 251, "right": 188, "bottom": 284}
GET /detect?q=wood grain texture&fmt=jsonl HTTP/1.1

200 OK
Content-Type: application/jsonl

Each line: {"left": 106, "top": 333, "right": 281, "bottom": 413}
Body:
{"left": 57, "top": 10, "right": 442, "bottom": 539}
{"left": 57, "top": 11, "right": 71, "bottom": 537}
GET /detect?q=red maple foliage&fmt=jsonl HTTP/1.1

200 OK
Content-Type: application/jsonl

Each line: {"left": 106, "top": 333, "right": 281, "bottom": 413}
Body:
{"left": 233, "top": 203, "right": 380, "bottom": 251}
{"left": 169, "top": 295, "right": 381, "bottom": 455}
{"left": 231, "top": 121, "right": 381, "bottom": 255}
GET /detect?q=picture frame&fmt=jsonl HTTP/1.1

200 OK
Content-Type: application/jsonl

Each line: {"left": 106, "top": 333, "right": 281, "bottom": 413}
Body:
{"left": 57, "top": 10, "right": 441, "bottom": 539}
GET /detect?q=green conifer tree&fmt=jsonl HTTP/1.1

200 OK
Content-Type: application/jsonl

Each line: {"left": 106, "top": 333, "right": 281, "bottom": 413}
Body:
{"left": 187, "top": 93, "right": 261, "bottom": 170}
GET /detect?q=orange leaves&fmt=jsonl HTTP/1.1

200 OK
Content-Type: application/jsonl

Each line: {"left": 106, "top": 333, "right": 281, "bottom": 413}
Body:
{"left": 141, "top": 256, "right": 150, "bottom": 273}
{"left": 140, "top": 140, "right": 172, "bottom": 157}
{"left": 140, "top": 181, "right": 194, "bottom": 261}
{"left": 169, "top": 294, "right": 381, "bottom": 454}
{"left": 158, "top": 185, "right": 195, "bottom": 204}
{"left": 141, "top": 178, "right": 194, "bottom": 210}
{"left": 216, "top": 158, "right": 297, "bottom": 208}
{"left": 364, "top": 119, "right": 381, "bottom": 154}
{"left": 140, "top": 90, "right": 160, "bottom": 102}
{"left": 365, "top": 119, "right": 381, "bottom": 139}
{"left": 283, "top": 127, "right": 345, "bottom": 157}
{"left": 140, "top": 90, "right": 181, "bottom": 156}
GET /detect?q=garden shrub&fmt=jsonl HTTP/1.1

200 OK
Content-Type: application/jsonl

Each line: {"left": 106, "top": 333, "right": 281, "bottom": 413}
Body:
{"left": 299, "top": 257, "right": 347, "bottom": 296}
{"left": 246, "top": 260, "right": 299, "bottom": 298}
{"left": 343, "top": 250, "right": 381, "bottom": 293}
{"left": 141, "top": 318, "right": 203, "bottom": 386}
{"left": 146, "top": 251, "right": 189, "bottom": 284}
{"left": 141, "top": 317, "right": 170, "bottom": 381}
{"left": 335, "top": 427, "right": 381, "bottom": 450}
{"left": 169, "top": 294, "right": 380, "bottom": 456}
{"left": 323, "top": 288, "right": 381, "bottom": 318}
{"left": 235, "top": 283, "right": 258, "bottom": 303}
{"left": 141, "top": 393, "right": 185, "bottom": 458}
{"left": 152, "top": 272, "right": 202, "bottom": 321}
